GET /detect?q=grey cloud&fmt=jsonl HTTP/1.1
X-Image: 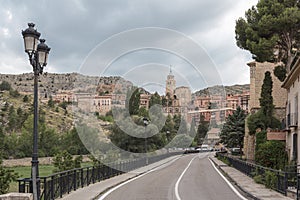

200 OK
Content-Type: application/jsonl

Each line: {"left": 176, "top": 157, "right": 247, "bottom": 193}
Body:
{"left": 0, "top": 0, "right": 256, "bottom": 90}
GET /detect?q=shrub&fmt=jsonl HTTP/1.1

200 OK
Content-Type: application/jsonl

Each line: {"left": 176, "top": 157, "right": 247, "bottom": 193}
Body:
{"left": 265, "top": 170, "right": 277, "bottom": 189}
{"left": 0, "top": 81, "right": 11, "bottom": 91}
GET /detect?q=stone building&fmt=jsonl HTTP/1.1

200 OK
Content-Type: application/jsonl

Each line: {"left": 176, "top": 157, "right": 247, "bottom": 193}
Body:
{"left": 283, "top": 59, "right": 300, "bottom": 163}
{"left": 243, "top": 61, "right": 287, "bottom": 161}
{"left": 165, "top": 68, "right": 176, "bottom": 97}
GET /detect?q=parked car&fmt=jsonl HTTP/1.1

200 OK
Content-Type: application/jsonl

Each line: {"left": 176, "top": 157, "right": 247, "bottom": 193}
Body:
{"left": 230, "top": 148, "right": 242, "bottom": 155}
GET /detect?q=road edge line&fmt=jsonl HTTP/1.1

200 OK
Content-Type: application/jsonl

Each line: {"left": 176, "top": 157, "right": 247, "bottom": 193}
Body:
{"left": 208, "top": 157, "right": 248, "bottom": 200}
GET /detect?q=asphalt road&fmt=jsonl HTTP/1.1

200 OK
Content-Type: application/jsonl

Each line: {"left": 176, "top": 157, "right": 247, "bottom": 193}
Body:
{"left": 99, "top": 152, "right": 244, "bottom": 200}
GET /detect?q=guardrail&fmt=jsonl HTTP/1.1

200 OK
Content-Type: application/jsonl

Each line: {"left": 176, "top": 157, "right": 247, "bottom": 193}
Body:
{"left": 216, "top": 152, "right": 298, "bottom": 196}
{"left": 18, "top": 152, "right": 182, "bottom": 200}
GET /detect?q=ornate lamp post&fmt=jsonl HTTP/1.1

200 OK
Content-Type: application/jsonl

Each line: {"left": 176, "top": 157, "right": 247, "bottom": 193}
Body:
{"left": 22, "top": 23, "right": 51, "bottom": 200}
{"left": 143, "top": 117, "right": 149, "bottom": 165}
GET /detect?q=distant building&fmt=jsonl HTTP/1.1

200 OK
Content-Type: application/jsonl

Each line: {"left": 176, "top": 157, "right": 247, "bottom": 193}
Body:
{"left": 175, "top": 86, "right": 191, "bottom": 107}
{"left": 140, "top": 93, "right": 151, "bottom": 109}
{"left": 76, "top": 94, "right": 112, "bottom": 115}
{"left": 187, "top": 108, "right": 234, "bottom": 125}
{"left": 162, "top": 67, "right": 192, "bottom": 118}
{"left": 165, "top": 67, "right": 176, "bottom": 97}
{"left": 53, "top": 90, "right": 75, "bottom": 103}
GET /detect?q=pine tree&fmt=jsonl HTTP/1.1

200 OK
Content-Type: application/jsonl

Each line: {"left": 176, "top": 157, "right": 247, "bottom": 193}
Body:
{"left": 259, "top": 71, "right": 275, "bottom": 127}
{"left": 235, "top": 0, "right": 300, "bottom": 76}
{"left": 126, "top": 87, "right": 140, "bottom": 115}
{"left": 220, "top": 107, "right": 246, "bottom": 148}
{"left": 149, "top": 92, "right": 162, "bottom": 107}
{"left": 195, "top": 115, "right": 209, "bottom": 146}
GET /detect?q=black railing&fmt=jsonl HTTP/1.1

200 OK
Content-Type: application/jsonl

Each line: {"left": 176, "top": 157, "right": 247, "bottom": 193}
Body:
{"left": 216, "top": 153, "right": 298, "bottom": 196}
{"left": 18, "top": 152, "right": 182, "bottom": 200}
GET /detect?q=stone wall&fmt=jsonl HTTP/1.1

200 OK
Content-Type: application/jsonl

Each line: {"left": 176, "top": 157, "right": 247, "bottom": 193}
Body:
{"left": 0, "top": 193, "right": 32, "bottom": 200}
{"left": 244, "top": 61, "right": 287, "bottom": 161}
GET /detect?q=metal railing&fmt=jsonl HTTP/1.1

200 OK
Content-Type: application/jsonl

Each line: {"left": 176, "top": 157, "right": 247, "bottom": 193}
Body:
{"left": 216, "top": 153, "right": 298, "bottom": 196}
{"left": 18, "top": 152, "right": 182, "bottom": 200}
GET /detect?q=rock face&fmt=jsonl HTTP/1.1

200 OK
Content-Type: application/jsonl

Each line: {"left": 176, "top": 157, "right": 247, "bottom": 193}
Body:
{"left": 193, "top": 84, "right": 250, "bottom": 97}
{"left": 0, "top": 73, "right": 133, "bottom": 98}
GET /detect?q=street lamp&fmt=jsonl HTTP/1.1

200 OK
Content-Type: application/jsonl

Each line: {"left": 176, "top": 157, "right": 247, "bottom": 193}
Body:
{"left": 143, "top": 117, "right": 149, "bottom": 165}
{"left": 22, "top": 23, "right": 51, "bottom": 200}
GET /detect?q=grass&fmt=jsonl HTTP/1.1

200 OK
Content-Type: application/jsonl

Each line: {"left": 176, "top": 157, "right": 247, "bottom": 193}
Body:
{"left": 7, "top": 162, "right": 93, "bottom": 193}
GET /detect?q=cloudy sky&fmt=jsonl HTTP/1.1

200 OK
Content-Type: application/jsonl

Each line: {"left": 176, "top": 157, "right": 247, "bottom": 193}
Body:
{"left": 0, "top": 0, "right": 258, "bottom": 93}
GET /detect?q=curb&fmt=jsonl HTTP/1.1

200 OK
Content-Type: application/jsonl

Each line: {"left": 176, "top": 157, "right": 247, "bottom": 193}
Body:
{"left": 209, "top": 157, "right": 260, "bottom": 200}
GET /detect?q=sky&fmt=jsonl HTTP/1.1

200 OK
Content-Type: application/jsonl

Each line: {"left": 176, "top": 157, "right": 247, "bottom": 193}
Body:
{"left": 0, "top": 0, "right": 258, "bottom": 93}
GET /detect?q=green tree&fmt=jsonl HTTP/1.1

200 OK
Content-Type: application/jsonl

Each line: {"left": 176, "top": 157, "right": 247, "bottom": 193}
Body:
{"left": 161, "top": 115, "right": 175, "bottom": 142}
{"left": 0, "top": 81, "right": 11, "bottom": 91}
{"left": 39, "top": 128, "right": 60, "bottom": 157}
{"left": 0, "top": 128, "right": 4, "bottom": 156}
{"left": 220, "top": 107, "right": 246, "bottom": 148}
{"left": 23, "top": 95, "right": 29, "bottom": 102}
{"left": 255, "top": 140, "right": 287, "bottom": 169}
{"left": 0, "top": 158, "right": 18, "bottom": 194}
{"left": 126, "top": 87, "right": 140, "bottom": 115}
{"left": 177, "top": 117, "right": 188, "bottom": 135}
{"left": 7, "top": 106, "right": 17, "bottom": 132}
{"left": 235, "top": 0, "right": 300, "bottom": 79}
{"left": 59, "top": 101, "right": 68, "bottom": 110}
{"left": 149, "top": 92, "right": 162, "bottom": 107}
{"left": 48, "top": 96, "right": 55, "bottom": 108}
{"left": 260, "top": 71, "right": 274, "bottom": 126}
{"left": 247, "top": 72, "right": 281, "bottom": 134}
{"left": 9, "top": 89, "right": 20, "bottom": 97}
{"left": 189, "top": 118, "right": 197, "bottom": 138}
{"left": 195, "top": 115, "right": 209, "bottom": 146}
{"left": 53, "top": 151, "right": 82, "bottom": 173}
{"left": 61, "top": 128, "right": 88, "bottom": 155}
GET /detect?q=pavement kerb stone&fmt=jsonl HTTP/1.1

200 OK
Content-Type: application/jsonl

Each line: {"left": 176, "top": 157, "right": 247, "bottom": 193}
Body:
{"left": 209, "top": 156, "right": 293, "bottom": 200}
{"left": 209, "top": 156, "right": 259, "bottom": 200}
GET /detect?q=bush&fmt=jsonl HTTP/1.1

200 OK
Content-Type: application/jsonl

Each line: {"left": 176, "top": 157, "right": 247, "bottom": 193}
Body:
{"left": 0, "top": 159, "right": 18, "bottom": 194}
{"left": 265, "top": 170, "right": 277, "bottom": 189}
{"left": 253, "top": 174, "right": 264, "bottom": 185}
{"left": 23, "top": 95, "right": 29, "bottom": 102}
{"left": 9, "top": 89, "right": 20, "bottom": 98}
{"left": 0, "top": 81, "right": 11, "bottom": 91}
{"left": 53, "top": 151, "right": 82, "bottom": 173}
{"left": 255, "top": 141, "right": 287, "bottom": 170}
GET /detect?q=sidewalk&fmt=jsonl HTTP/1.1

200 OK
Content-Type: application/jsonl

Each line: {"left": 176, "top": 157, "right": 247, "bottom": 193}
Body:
{"left": 209, "top": 156, "right": 293, "bottom": 200}
{"left": 59, "top": 155, "right": 181, "bottom": 200}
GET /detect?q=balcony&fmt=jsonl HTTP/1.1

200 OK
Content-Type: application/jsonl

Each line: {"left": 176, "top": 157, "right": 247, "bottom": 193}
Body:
{"left": 287, "top": 113, "right": 298, "bottom": 128}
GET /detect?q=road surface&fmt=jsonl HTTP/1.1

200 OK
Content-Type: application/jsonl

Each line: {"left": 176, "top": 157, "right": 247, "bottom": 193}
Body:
{"left": 98, "top": 152, "right": 244, "bottom": 200}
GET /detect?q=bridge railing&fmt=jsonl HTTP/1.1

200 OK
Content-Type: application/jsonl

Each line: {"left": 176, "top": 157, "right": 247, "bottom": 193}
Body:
{"left": 216, "top": 152, "right": 298, "bottom": 196}
{"left": 18, "top": 152, "right": 182, "bottom": 200}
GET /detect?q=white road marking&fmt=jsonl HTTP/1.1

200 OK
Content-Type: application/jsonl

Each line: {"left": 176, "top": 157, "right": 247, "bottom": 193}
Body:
{"left": 208, "top": 157, "right": 248, "bottom": 200}
{"left": 98, "top": 156, "right": 181, "bottom": 200}
{"left": 174, "top": 155, "right": 197, "bottom": 200}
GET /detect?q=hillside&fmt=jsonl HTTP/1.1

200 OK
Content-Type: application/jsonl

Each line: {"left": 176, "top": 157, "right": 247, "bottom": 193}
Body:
{"left": 0, "top": 72, "right": 133, "bottom": 97}
{"left": 0, "top": 90, "right": 74, "bottom": 135}
{"left": 193, "top": 84, "right": 250, "bottom": 97}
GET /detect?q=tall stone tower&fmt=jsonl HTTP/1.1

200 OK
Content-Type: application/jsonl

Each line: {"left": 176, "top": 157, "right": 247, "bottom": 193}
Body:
{"left": 165, "top": 66, "right": 176, "bottom": 97}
